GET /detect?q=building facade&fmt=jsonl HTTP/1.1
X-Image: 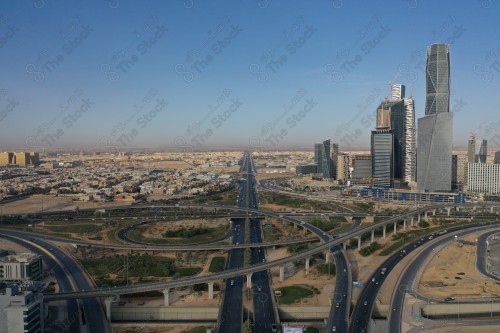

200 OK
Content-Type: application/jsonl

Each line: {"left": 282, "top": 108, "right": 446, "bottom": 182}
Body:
{"left": 468, "top": 137, "right": 487, "bottom": 163}
{"left": 336, "top": 153, "right": 350, "bottom": 183}
{"left": 0, "top": 253, "right": 43, "bottom": 282}
{"left": 371, "top": 129, "right": 393, "bottom": 188}
{"left": 465, "top": 163, "right": 500, "bottom": 194}
{"left": 314, "top": 140, "right": 332, "bottom": 179}
{"left": 417, "top": 43, "right": 452, "bottom": 192}
{"left": 0, "top": 286, "right": 44, "bottom": 333}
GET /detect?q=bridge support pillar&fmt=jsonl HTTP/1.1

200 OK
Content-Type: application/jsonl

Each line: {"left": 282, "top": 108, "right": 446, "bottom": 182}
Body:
{"left": 208, "top": 282, "right": 214, "bottom": 300}
{"left": 446, "top": 208, "right": 451, "bottom": 216}
{"left": 293, "top": 222, "right": 297, "bottom": 230}
{"left": 456, "top": 206, "right": 460, "bottom": 212}
{"left": 417, "top": 214, "right": 421, "bottom": 224}
{"left": 491, "top": 206, "right": 494, "bottom": 213}
{"left": 357, "top": 236, "right": 361, "bottom": 250}
{"left": 325, "top": 251, "right": 331, "bottom": 263}
{"left": 279, "top": 266, "right": 285, "bottom": 282}
{"left": 383, "top": 225, "right": 386, "bottom": 239}
{"left": 343, "top": 242, "right": 347, "bottom": 250}
{"left": 432, "top": 209, "right": 436, "bottom": 216}
{"left": 104, "top": 297, "right": 113, "bottom": 322}
{"left": 403, "top": 219, "right": 407, "bottom": 230}
{"left": 473, "top": 206, "right": 477, "bottom": 211}
{"left": 163, "top": 288, "right": 170, "bottom": 306}
{"left": 393, "top": 222, "right": 397, "bottom": 235}
{"left": 410, "top": 216, "right": 414, "bottom": 226}
{"left": 371, "top": 230, "right": 375, "bottom": 243}
{"left": 305, "top": 257, "right": 310, "bottom": 275}
{"left": 246, "top": 273, "right": 252, "bottom": 288}
{"left": 424, "top": 211, "right": 428, "bottom": 219}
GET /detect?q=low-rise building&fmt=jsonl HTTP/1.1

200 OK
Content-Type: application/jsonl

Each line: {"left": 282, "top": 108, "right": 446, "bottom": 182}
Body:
{"left": 0, "top": 253, "right": 43, "bottom": 282}
{"left": 0, "top": 285, "right": 44, "bottom": 333}
{"left": 465, "top": 163, "right": 500, "bottom": 194}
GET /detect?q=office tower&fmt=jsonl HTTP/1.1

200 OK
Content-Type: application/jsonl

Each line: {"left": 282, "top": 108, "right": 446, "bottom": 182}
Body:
{"left": 336, "top": 153, "right": 350, "bottom": 183}
{"left": 403, "top": 98, "right": 416, "bottom": 182}
{"left": 314, "top": 140, "right": 332, "bottom": 178}
{"left": 296, "top": 164, "right": 317, "bottom": 175}
{"left": 0, "top": 152, "right": 13, "bottom": 165}
{"left": 330, "top": 142, "right": 339, "bottom": 179}
{"left": 351, "top": 155, "right": 372, "bottom": 183}
{"left": 391, "top": 84, "right": 405, "bottom": 101}
{"left": 465, "top": 163, "right": 500, "bottom": 194}
{"left": 417, "top": 43, "right": 452, "bottom": 192}
{"left": 495, "top": 151, "right": 500, "bottom": 164}
{"left": 371, "top": 129, "right": 393, "bottom": 188}
{"left": 0, "top": 286, "right": 44, "bottom": 333}
{"left": 468, "top": 137, "right": 487, "bottom": 163}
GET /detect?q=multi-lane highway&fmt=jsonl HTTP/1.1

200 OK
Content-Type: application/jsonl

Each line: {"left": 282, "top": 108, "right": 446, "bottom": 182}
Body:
{"left": 0, "top": 233, "right": 109, "bottom": 333}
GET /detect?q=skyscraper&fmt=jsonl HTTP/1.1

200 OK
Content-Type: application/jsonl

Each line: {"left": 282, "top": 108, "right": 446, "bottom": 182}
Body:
{"left": 314, "top": 139, "right": 332, "bottom": 179}
{"left": 417, "top": 44, "right": 453, "bottom": 192}
{"left": 468, "top": 137, "right": 487, "bottom": 163}
{"left": 403, "top": 97, "right": 416, "bottom": 182}
{"left": 495, "top": 151, "right": 500, "bottom": 164}
{"left": 371, "top": 103, "right": 394, "bottom": 188}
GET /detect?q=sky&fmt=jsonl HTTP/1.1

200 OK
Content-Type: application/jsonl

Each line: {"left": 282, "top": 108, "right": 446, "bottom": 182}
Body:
{"left": 0, "top": 0, "right": 499, "bottom": 152}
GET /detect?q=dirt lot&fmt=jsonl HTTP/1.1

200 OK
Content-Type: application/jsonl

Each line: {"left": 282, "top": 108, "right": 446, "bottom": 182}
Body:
{"left": 141, "top": 218, "right": 227, "bottom": 239}
{"left": 419, "top": 231, "right": 500, "bottom": 299}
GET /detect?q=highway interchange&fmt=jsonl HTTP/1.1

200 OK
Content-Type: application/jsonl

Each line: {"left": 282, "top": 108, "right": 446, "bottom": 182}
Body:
{"left": 1, "top": 152, "right": 500, "bottom": 333}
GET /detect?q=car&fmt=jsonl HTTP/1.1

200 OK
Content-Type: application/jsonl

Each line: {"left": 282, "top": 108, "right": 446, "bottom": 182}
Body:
{"left": 138, "top": 301, "right": 145, "bottom": 305}
{"left": 381, "top": 267, "right": 387, "bottom": 275}
{"left": 332, "top": 326, "right": 336, "bottom": 332}
{"left": 230, "top": 280, "right": 234, "bottom": 286}
{"left": 363, "top": 300, "right": 368, "bottom": 306}
{"left": 258, "top": 286, "right": 262, "bottom": 292}
{"left": 371, "top": 277, "right": 376, "bottom": 282}
{"left": 335, "top": 303, "right": 340, "bottom": 308}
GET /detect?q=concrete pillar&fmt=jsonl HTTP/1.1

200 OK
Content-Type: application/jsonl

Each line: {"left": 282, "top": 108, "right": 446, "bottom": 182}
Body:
{"left": 305, "top": 257, "right": 310, "bottom": 275}
{"left": 357, "top": 236, "right": 361, "bottom": 250}
{"left": 371, "top": 230, "right": 375, "bottom": 243}
{"left": 383, "top": 225, "right": 386, "bottom": 239}
{"left": 104, "top": 297, "right": 113, "bottom": 322}
{"left": 325, "top": 252, "right": 331, "bottom": 263}
{"left": 293, "top": 222, "right": 297, "bottom": 230}
{"left": 491, "top": 206, "right": 494, "bottom": 213}
{"left": 163, "top": 288, "right": 170, "bottom": 306}
{"left": 432, "top": 209, "right": 436, "bottom": 216}
{"left": 447, "top": 208, "right": 451, "bottom": 216}
{"left": 279, "top": 266, "right": 285, "bottom": 282}
{"left": 208, "top": 282, "right": 214, "bottom": 300}
{"left": 424, "top": 211, "right": 428, "bottom": 218}
{"left": 411, "top": 216, "right": 414, "bottom": 226}
{"left": 403, "top": 219, "right": 407, "bottom": 230}
{"left": 456, "top": 206, "right": 460, "bottom": 212}
{"left": 246, "top": 273, "right": 252, "bottom": 288}
{"left": 473, "top": 206, "right": 477, "bottom": 211}
{"left": 343, "top": 242, "right": 347, "bottom": 250}
{"left": 417, "top": 214, "right": 421, "bottom": 223}
{"left": 393, "top": 222, "right": 397, "bottom": 235}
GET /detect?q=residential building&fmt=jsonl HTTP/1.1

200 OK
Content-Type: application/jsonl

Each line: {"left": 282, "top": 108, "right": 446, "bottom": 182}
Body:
{"left": 468, "top": 137, "right": 487, "bottom": 163}
{"left": 336, "top": 153, "right": 350, "bottom": 183}
{"left": 0, "top": 253, "right": 43, "bottom": 282}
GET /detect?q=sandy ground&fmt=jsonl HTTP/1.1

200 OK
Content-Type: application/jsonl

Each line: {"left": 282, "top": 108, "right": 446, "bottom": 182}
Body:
{"left": 0, "top": 194, "right": 133, "bottom": 214}
{"left": 419, "top": 231, "right": 500, "bottom": 299}
{"left": 113, "top": 323, "right": 216, "bottom": 333}
{"left": 420, "top": 325, "right": 500, "bottom": 332}
{"left": 141, "top": 218, "right": 227, "bottom": 239}
{"left": 0, "top": 238, "right": 30, "bottom": 252}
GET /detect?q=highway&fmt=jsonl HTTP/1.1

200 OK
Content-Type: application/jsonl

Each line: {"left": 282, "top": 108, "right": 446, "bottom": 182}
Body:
{"left": 0, "top": 233, "right": 109, "bottom": 333}
{"left": 349, "top": 222, "right": 500, "bottom": 333}
{"left": 246, "top": 153, "right": 277, "bottom": 333}
{"left": 218, "top": 153, "right": 251, "bottom": 333}
{"left": 389, "top": 224, "right": 500, "bottom": 333}
{"left": 477, "top": 230, "right": 500, "bottom": 281}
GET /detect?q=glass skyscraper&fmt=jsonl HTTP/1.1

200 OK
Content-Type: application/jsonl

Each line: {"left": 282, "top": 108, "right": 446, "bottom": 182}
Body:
{"left": 417, "top": 44, "right": 453, "bottom": 192}
{"left": 314, "top": 139, "right": 332, "bottom": 179}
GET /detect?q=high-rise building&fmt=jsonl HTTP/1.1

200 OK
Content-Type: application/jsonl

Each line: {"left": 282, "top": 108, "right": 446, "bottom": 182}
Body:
{"left": 417, "top": 43, "right": 452, "bottom": 192}
{"left": 495, "top": 151, "right": 500, "bottom": 164}
{"left": 330, "top": 142, "right": 339, "bottom": 179}
{"left": 391, "top": 84, "right": 405, "bottom": 101}
{"left": 371, "top": 129, "right": 393, "bottom": 188}
{"left": 314, "top": 140, "right": 332, "bottom": 179}
{"left": 336, "top": 153, "right": 350, "bottom": 183}
{"left": 465, "top": 163, "right": 500, "bottom": 194}
{"left": 0, "top": 153, "right": 13, "bottom": 165}
{"left": 468, "top": 137, "right": 487, "bottom": 163}
{"left": 351, "top": 155, "right": 372, "bottom": 183}
{"left": 0, "top": 286, "right": 44, "bottom": 333}
{"left": 403, "top": 98, "right": 416, "bottom": 182}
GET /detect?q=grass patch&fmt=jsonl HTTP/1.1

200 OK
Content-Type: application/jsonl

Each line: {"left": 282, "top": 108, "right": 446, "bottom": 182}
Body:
{"left": 127, "top": 224, "right": 229, "bottom": 244}
{"left": 209, "top": 256, "right": 226, "bottom": 273}
{"left": 164, "top": 226, "right": 211, "bottom": 238}
{"left": 44, "top": 223, "right": 102, "bottom": 234}
{"left": 359, "top": 242, "right": 382, "bottom": 256}
{"left": 260, "top": 192, "right": 332, "bottom": 211}
{"left": 316, "top": 263, "right": 336, "bottom": 276}
{"left": 262, "top": 226, "right": 281, "bottom": 241}
{"left": 277, "top": 285, "right": 315, "bottom": 304}
{"left": 287, "top": 243, "right": 308, "bottom": 253}
{"left": 305, "top": 328, "right": 320, "bottom": 333}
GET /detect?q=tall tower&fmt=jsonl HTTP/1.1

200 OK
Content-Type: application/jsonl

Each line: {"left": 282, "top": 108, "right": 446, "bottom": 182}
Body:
{"left": 417, "top": 44, "right": 453, "bottom": 192}
{"left": 468, "top": 137, "right": 487, "bottom": 163}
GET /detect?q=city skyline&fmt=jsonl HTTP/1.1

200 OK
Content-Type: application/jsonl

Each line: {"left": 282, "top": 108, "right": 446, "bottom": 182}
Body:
{"left": 0, "top": 1, "right": 499, "bottom": 151}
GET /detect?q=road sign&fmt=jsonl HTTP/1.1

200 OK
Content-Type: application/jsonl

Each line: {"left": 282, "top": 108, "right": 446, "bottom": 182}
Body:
{"left": 415, "top": 316, "right": 421, "bottom": 321}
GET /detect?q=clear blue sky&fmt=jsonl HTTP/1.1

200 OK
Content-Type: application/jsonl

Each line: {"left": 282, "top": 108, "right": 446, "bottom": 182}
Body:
{"left": 1, "top": 0, "right": 499, "bottom": 151}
